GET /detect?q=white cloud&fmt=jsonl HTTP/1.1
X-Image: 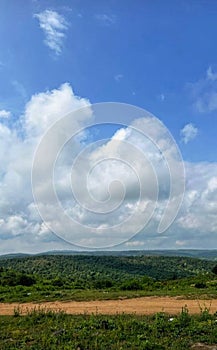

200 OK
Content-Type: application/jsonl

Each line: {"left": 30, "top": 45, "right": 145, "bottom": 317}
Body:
{"left": 0, "top": 110, "right": 11, "bottom": 119}
{"left": 195, "top": 92, "right": 217, "bottom": 113}
{"left": 159, "top": 94, "right": 165, "bottom": 101}
{"left": 0, "top": 83, "right": 91, "bottom": 251}
{"left": 34, "top": 10, "right": 68, "bottom": 55}
{"left": 24, "top": 82, "right": 90, "bottom": 136}
{"left": 176, "top": 162, "right": 217, "bottom": 235}
{"left": 175, "top": 240, "right": 187, "bottom": 246}
{"left": 180, "top": 123, "right": 198, "bottom": 144}
{"left": 0, "top": 83, "right": 217, "bottom": 252}
{"left": 125, "top": 240, "right": 145, "bottom": 247}
{"left": 12, "top": 80, "right": 27, "bottom": 100}
{"left": 95, "top": 14, "right": 116, "bottom": 26}
{"left": 114, "top": 74, "right": 123, "bottom": 82}
{"left": 0, "top": 215, "right": 29, "bottom": 238}
{"left": 207, "top": 66, "right": 217, "bottom": 81}
{"left": 190, "top": 66, "right": 217, "bottom": 113}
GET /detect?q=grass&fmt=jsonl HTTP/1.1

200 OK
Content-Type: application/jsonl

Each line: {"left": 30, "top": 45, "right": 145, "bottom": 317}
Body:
{"left": 1, "top": 283, "right": 217, "bottom": 303}
{"left": 0, "top": 307, "right": 217, "bottom": 349}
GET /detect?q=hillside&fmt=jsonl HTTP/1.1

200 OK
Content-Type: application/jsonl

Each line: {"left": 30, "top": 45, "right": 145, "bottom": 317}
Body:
{"left": 0, "top": 254, "right": 216, "bottom": 303}
{"left": 0, "top": 254, "right": 215, "bottom": 281}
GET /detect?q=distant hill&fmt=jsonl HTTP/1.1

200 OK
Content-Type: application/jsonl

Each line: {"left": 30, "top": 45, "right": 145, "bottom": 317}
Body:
{"left": 0, "top": 253, "right": 31, "bottom": 260}
{"left": 0, "top": 254, "right": 216, "bottom": 281}
{"left": 1, "top": 249, "right": 217, "bottom": 260}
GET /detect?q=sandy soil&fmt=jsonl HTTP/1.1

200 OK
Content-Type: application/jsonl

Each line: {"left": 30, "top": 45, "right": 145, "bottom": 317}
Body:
{"left": 0, "top": 297, "right": 216, "bottom": 316}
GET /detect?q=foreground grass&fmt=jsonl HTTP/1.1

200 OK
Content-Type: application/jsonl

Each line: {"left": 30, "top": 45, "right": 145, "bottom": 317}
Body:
{"left": 0, "top": 307, "right": 217, "bottom": 349}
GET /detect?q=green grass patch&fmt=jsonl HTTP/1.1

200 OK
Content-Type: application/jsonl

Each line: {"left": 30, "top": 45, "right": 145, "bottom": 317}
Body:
{"left": 1, "top": 307, "right": 217, "bottom": 349}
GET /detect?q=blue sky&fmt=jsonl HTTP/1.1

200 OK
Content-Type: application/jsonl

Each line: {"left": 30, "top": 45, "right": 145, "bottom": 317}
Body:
{"left": 0, "top": 1, "right": 217, "bottom": 252}
{"left": 1, "top": 0, "right": 217, "bottom": 161}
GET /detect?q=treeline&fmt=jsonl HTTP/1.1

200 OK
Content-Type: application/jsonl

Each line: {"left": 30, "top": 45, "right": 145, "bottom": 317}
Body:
{"left": 0, "top": 255, "right": 215, "bottom": 281}
{"left": 0, "top": 255, "right": 217, "bottom": 303}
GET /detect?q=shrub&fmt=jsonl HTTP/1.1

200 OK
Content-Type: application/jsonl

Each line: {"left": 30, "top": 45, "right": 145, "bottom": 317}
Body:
{"left": 195, "top": 282, "right": 207, "bottom": 289}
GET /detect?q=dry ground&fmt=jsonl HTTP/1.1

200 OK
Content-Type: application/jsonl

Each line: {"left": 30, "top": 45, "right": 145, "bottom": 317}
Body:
{"left": 0, "top": 296, "right": 216, "bottom": 315}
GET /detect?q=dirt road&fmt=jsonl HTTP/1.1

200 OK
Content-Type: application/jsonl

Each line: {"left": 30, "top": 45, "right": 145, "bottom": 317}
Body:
{"left": 0, "top": 297, "right": 216, "bottom": 315}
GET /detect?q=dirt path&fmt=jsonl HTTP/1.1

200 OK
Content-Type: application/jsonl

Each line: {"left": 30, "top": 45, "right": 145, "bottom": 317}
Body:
{"left": 0, "top": 297, "right": 216, "bottom": 315}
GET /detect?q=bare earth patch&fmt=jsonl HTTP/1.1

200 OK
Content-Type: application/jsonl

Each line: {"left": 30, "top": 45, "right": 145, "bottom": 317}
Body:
{"left": 0, "top": 296, "right": 217, "bottom": 315}
{"left": 191, "top": 344, "right": 217, "bottom": 350}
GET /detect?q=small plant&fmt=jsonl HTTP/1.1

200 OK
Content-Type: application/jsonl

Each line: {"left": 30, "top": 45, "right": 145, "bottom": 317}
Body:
{"left": 1, "top": 311, "right": 217, "bottom": 349}
{"left": 198, "top": 301, "right": 212, "bottom": 321}
{"left": 13, "top": 305, "right": 21, "bottom": 317}
{"left": 179, "top": 305, "right": 191, "bottom": 326}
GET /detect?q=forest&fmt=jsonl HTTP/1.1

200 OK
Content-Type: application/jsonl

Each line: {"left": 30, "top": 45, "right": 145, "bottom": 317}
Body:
{"left": 0, "top": 254, "right": 217, "bottom": 302}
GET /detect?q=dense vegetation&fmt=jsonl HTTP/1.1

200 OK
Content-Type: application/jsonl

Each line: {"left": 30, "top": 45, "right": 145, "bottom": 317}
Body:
{"left": 0, "top": 255, "right": 217, "bottom": 302}
{"left": 1, "top": 254, "right": 217, "bottom": 349}
{"left": 1, "top": 307, "right": 217, "bottom": 349}
{"left": 1, "top": 254, "right": 215, "bottom": 279}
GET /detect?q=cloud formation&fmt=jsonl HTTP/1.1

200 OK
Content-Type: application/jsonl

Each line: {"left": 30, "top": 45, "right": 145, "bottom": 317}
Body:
{"left": 180, "top": 123, "right": 198, "bottom": 144}
{"left": 0, "top": 84, "right": 90, "bottom": 251}
{"left": 114, "top": 74, "right": 123, "bottom": 82}
{"left": 0, "top": 83, "right": 217, "bottom": 252}
{"left": 0, "top": 110, "right": 11, "bottom": 119}
{"left": 95, "top": 14, "right": 116, "bottom": 26}
{"left": 207, "top": 66, "right": 217, "bottom": 81}
{"left": 34, "top": 10, "right": 68, "bottom": 55}
{"left": 190, "top": 66, "right": 217, "bottom": 113}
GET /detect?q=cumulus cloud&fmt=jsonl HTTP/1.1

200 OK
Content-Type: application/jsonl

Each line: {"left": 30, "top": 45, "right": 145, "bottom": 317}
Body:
{"left": 24, "top": 83, "right": 90, "bottom": 136}
{"left": 34, "top": 10, "right": 68, "bottom": 55}
{"left": 0, "top": 215, "right": 29, "bottom": 238}
{"left": 0, "top": 110, "right": 11, "bottom": 119}
{"left": 176, "top": 162, "right": 217, "bottom": 234}
{"left": 0, "top": 83, "right": 217, "bottom": 252}
{"left": 0, "top": 83, "right": 91, "bottom": 252}
{"left": 180, "top": 123, "right": 198, "bottom": 144}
